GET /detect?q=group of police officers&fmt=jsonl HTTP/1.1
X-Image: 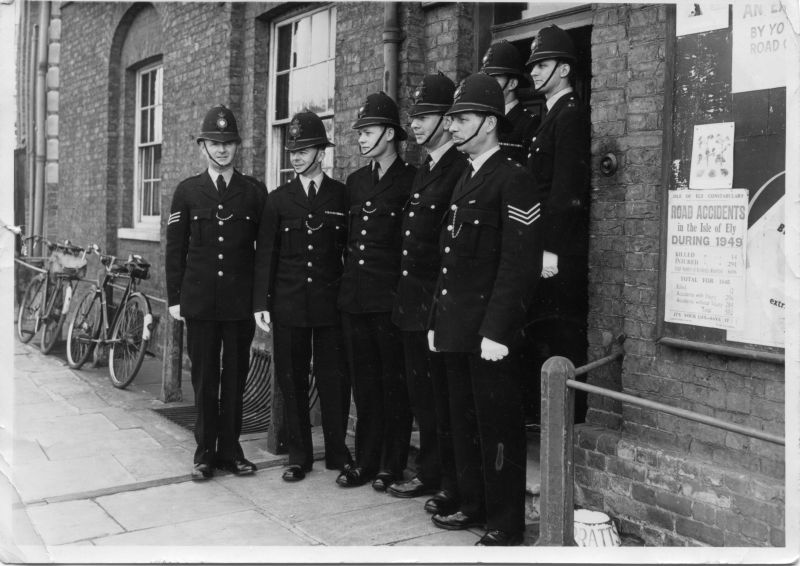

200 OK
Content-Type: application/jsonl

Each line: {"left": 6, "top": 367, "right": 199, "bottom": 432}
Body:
{"left": 166, "top": 25, "right": 590, "bottom": 546}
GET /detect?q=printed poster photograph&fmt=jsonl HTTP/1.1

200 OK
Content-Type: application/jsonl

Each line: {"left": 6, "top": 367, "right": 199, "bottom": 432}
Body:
{"left": 675, "top": 2, "right": 730, "bottom": 36}
{"left": 664, "top": 189, "right": 748, "bottom": 330}
{"left": 732, "top": 1, "right": 791, "bottom": 92}
{"left": 689, "top": 122, "right": 734, "bottom": 189}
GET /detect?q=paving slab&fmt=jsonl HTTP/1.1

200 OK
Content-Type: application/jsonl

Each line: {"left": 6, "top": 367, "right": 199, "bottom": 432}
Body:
{"left": 217, "top": 465, "right": 400, "bottom": 524}
{"left": 13, "top": 455, "right": 138, "bottom": 503}
{"left": 41, "top": 428, "right": 162, "bottom": 461}
{"left": 25, "top": 499, "right": 124, "bottom": 545}
{"left": 17, "top": 412, "right": 119, "bottom": 447}
{"left": 96, "top": 407, "right": 152, "bottom": 430}
{"left": 11, "top": 379, "right": 55, "bottom": 406}
{"left": 95, "top": 480, "right": 254, "bottom": 531}
{"left": 389, "top": 528, "right": 482, "bottom": 546}
{"left": 93, "top": 509, "right": 311, "bottom": 546}
{"left": 59, "top": 391, "right": 109, "bottom": 411}
{"left": 111, "top": 445, "right": 194, "bottom": 482}
{"left": 3, "top": 436, "right": 48, "bottom": 466}
{"left": 14, "top": 352, "right": 66, "bottom": 373}
{"left": 12, "top": 399, "right": 79, "bottom": 424}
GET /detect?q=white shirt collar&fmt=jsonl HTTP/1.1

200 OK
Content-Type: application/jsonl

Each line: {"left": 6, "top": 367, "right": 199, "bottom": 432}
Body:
{"left": 427, "top": 140, "right": 454, "bottom": 169}
{"left": 504, "top": 99, "right": 519, "bottom": 114}
{"left": 208, "top": 168, "right": 234, "bottom": 187}
{"left": 468, "top": 145, "right": 501, "bottom": 175}
{"left": 546, "top": 87, "right": 573, "bottom": 111}
{"left": 299, "top": 172, "right": 324, "bottom": 196}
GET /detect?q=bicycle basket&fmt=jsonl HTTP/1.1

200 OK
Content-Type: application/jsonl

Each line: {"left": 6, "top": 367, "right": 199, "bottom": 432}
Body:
{"left": 129, "top": 261, "right": 151, "bottom": 280}
{"left": 49, "top": 249, "right": 88, "bottom": 279}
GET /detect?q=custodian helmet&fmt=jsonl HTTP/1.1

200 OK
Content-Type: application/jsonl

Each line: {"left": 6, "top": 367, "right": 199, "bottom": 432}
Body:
{"left": 526, "top": 25, "right": 577, "bottom": 67}
{"left": 480, "top": 40, "right": 531, "bottom": 87}
{"left": 352, "top": 91, "right": 408, "bottom": 141}
{"left": 196, "top": 105, "right": 241, "bottom": 144}
{"left": 446, "top": 72, "right": 510, "bottom": 131}
{"left": 285, "top": 111, "right": 334, "bottom": 151}
{"left": 409, "top": 72, "right": 456, "bottom": 117}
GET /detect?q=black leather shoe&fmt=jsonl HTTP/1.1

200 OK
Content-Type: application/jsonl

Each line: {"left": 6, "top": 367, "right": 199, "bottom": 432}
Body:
{"left": 336, "top": 466, "right": 372, "bottom": 487}
{"left": 282, "top": 465, "right": 307, "bottom": 482}
{"left": 424, "top": 490, "right": 458, "bottom": 514}
{"left": 372, "top": 471, "right": 394, "bottom": 492}
{"left": 218, "top": 458, "right": 257, "bottom": 476}
{"left": 191, "top": 463, "right": 213, "bottom": 481}
{"left": 387, "top": 476, "right": 438, "bottom": 499}
{"left": 431, "top": 511, "right": 485, "bottom": 531}
{"left": 475, "top": 529, "right": 523, "bottom": 546}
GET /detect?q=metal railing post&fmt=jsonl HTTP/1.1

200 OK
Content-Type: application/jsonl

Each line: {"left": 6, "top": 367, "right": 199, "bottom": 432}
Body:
{"left": 538, "top": 355, "right": 575, "bottom": 546}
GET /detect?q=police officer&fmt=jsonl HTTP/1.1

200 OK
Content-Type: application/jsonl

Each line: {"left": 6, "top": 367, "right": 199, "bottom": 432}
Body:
{"left": 428, "top": 74, "right": 543, "bottom": 546}
{"left": 387, "top": 73, "right": 468, "bottom": 511}
{"left": 166, "top": 105, "right": 266, "bottom": 480}
{"left": 480, "top": 40, "right": 538, "bottom": 165}
{"left": 525, "top": 25, "right": 591, "bottom": 422}
{"left": 253, "top": 111, "right": 353, "bottom": 482}
{"left": 336, "top": 92, "right": 417, "bottom": 490}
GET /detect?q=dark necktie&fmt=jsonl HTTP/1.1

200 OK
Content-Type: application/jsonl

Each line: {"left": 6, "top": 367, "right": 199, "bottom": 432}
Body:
{"left": 307, "top": 180, "right": 317, "bottom": 203}
{"left": 216, "top": 174, "right": 227, "bottom": 197}
{"left": 372, "top": 164, "right": 380, "bottom": 186}
{"left": 424, "top": 155, "right": 433, "bottom": 172}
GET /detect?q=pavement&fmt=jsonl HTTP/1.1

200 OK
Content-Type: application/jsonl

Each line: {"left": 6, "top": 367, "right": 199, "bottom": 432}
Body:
{"left": 2, "top": 337, "right": 543, "bottom": 563}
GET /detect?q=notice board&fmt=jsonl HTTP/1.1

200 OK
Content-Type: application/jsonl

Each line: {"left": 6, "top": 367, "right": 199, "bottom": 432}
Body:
{"left": 656, "top": 5, "right": 786, "bottom": 363}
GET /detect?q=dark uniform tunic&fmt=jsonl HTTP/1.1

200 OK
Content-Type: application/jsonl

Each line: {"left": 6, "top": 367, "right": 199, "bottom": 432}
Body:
{"left": 253, "top": 175, "right": 352, "bottom": 471}
{"left": 391, "top": 144, "right": 468, "bottom": 491}
{"left": 498, "top": 102, "right": 538, "bottom": 165}
{"left": 166, "top": 169, "right": 266, "bottom": 466}
{"left": 525, "top": 91, "right": 591, "bottom": 422}
{"left": 338, "top": 156, "right": 416, "bottom": 479}
{"left": 430, "top": 149, "right": 542, "bottom": 536}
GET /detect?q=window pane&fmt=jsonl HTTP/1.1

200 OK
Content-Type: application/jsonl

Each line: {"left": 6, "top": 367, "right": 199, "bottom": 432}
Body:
{"left": 148, "top": 70, "right": 156, "bottom": 108}
{"left": 329, "top": 7, "right": 337, "bottom": 58}
{"left": 277, "top": 24, "right": 292, "bottom": 71}
{"left": 140, "top": 72, "right": 150, "bottom": 107}
{"left": 275, "top": 73, "right": 289, "bottom": 120}
{"left": 310, "top": 10, "right": 329, "bottom": 64}
{"left": 290, "top": 63, "right": 329, "bottom": 115}
{"left": 153, "top": 145, "right": 161, "bottom": 180}
{"left": 294, "top": 18, "right": 311, "bottom": 67}
{"left": 148, "top": 109, "right": 155, "bottom": 144}
{"left": 140, "top": 109, "right": 149, "bottom": 144}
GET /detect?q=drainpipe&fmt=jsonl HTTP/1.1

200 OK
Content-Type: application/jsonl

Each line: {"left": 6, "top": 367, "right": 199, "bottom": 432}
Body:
{"left": 382, "top": 2, "right": 401, "bottom": 102}
{"left": 27, "top": 22, "right": 38, "bottom": 239}
{"left": 33, "top": 2, "right": 50, "bottom": 246}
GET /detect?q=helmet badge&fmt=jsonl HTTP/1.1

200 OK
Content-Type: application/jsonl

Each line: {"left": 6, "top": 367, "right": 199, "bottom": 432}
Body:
{"left": 412, "top": 82, "right": 426, "bottom": 105}
{"left": 481, "top": 46, "right": 493, "bottom": 71}
{"left": 288, "top": 117, "right": 302, "bottom": 141}
{"left": 453, "top": 79, "right": 465, "bottom": 104}
{"left": 216, "top": 112, "right": 228, "bottom": 131}
{"left": 357, "top": 102, "right": 368, "bottom": 119}
{"left": 530, "top": 36, "right": 539, "bottom": 55}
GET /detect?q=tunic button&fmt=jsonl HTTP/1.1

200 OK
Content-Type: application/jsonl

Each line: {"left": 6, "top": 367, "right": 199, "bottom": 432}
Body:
{"left": 365, "top": 201, "right": 372, "bottom": 207}
{"left": 442, "top": 267, "right": 448, "bottom": 274}
{"left": 218, "top": 236, "right": 224, "bottom": 242}
{"left": 363, "top": 215, "right": 369, "bottom": 221}
{"left": 413, "top": 193, "right": 420, "bottom": 199}
{"left": 307, "top": 277, "right": 312, "bottom": 283}
{"left": 444, "top": 246, "right": 450, "bottom": 253}
{"left": 218, "top": 220, "right": 224, "bottom": 226}
{"left": 218, "top": 204, "right": 223, "bottom": 210}
{"left": 307, "top": 230, "right": 313, "bottom": 235}
{"left": 217, "top": 271, "right": 223, "bottom": 277}
{"left": 284, "top": 227, "right": 289, "bottom": 232}
{"left": 361, "top": 229, "right": 367, "bottom": 235}
{"left": 218, "top": 254, "right": 223, "bottom": 260}
{"left": 308, "top": 245, "right": 313, "bottom": 250}
{"left": 405, "top": 230, "right": 411, "bottom": 236}
{"left": 451, "top": 204, "right": 457, "bottom": 211}
{"left": 307, "top": 262, "right": 312, "bottom": 267}
{"left": 447, "top": 225, "right": 453, "bottom": 231}
{"left": 474, "top": 219, "right": 479, "bottom": 224}
{"left": 358, "top": 259, "right": 364, "bottom": 265}
{"left": 441, "top": 289, "right": 448, "bottom": 295}
{"left": 308, "top": 214, "right": 313, "bottom": 218}
{"left": 409, "top": 212, "right": 415, "bottom": 217}
{"left": 402, "top": 250, "right": 408, "bottom": 256}
{"left": 402, "top": 270, "right": 408, "bottom": 276}
{"left": 359, "top": 245, "right": 365, "bottom": 251}
{"left": 430, "top": 204, "right": 436, "bottom": 209}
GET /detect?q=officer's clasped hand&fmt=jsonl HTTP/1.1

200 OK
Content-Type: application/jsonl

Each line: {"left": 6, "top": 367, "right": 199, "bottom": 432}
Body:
{"left": 480, "top": 337, "right": 509, "bottom": 362}
{"left": 254, "top": 311, "right": 271, "bottom": 333}
{"left": 542, "top": 250, "right": 559, "bottom": 278}
{"left": 168, "top": 304, "right": 184, "bottom": 322}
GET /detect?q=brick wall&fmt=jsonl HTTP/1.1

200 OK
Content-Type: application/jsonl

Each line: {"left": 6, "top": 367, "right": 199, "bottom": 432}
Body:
{"left": 579, "top": 4, "right": 784, "bottom": 546}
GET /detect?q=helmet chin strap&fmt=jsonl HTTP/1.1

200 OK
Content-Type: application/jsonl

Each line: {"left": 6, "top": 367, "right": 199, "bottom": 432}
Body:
{"left": 296, "top": 148, "right": 321, "bottom": 177}
{"left": 203, "top": 141, "right": 235, "bottom": 171}
{"left": 418, "top": 115, "right": 444, "bottom": 148}
{"left": 360, "top": 126, "right": 389, "bottom": 156}
{"left": 532, "top": 62, "right": 561, "bottom": 94}
{"left": 453, "top": 115, "right": 487, "bottom": 148}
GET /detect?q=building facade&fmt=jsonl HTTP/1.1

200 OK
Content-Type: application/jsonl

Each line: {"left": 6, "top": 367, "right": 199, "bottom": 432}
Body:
{"left": 15, "top": 1, "right": 794, "bottom": 547}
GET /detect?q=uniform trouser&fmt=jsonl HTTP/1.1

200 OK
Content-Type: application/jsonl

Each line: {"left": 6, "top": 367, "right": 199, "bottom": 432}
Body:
{"left": 401, "top": 330, "right": 455, "bottom": 491}
{"left": 341, "top": 312, "right": 412, "bottom": 477}
{"left": 273, "top": 323, "right": 353, "bottom": 471}
{"left": 186, "top": 318, "right": 255, "bottom": 466}
{"left": 443, "top": 351, "right": 527, "bottom": 535}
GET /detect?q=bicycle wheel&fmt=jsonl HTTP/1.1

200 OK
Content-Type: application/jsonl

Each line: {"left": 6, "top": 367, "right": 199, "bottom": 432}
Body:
{"left": 17, "top": 274, "right": 45, "bottom": 343}
{"left": 108, "top": 293, "right": 151, "bottom": 388}
{"left": 40, "top": 280, "right": 66, "bottom": 354}
{"left": 66, "top": 290, "right": 101, "bottom": 369}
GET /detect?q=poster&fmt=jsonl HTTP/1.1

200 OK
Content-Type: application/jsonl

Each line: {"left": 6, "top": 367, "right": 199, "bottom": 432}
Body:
{"left": 727, "top": 172, "right": 786, "bottom": 347}
{"left": 664, "top": 189, "right": 748, "bottom": 330}
{"left": 689, "top": 123, "right": 734, "bottom": 189}
{"left": 732, "top": 2, "right": 791, "bottom": 92}
{"left": 675, "top": 3, "right": 730, "bottom": 36}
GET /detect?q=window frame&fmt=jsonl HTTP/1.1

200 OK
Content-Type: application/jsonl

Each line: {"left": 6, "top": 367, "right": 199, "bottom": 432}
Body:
{"left": 266, "top": 4, "right": 337, "bottom": 190}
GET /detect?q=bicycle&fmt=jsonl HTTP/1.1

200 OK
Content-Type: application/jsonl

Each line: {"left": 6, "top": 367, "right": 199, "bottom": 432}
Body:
{"left": 16, "top": 236, "right": 89, "bottom": 354}
{"left": 65, "top": 245, "right": 154, "bottom": 388}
